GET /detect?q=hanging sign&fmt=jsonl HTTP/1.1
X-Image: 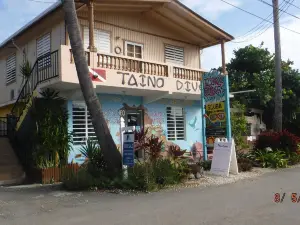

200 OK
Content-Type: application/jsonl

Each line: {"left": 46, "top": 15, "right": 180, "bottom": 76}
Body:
{"left": 209, "top": 111, "right": 226, "bottom": 123}
{"left": 206, "top": 102, "right": 224, "bottom": 112}
{"left": 203, "top": 70, "right": 225, "bottom": 104}
{"left": 122, "top": 132, "right": 135, "bottom": 167}
{"left": 210, "top": 138, "right": 238, "bottom": 177}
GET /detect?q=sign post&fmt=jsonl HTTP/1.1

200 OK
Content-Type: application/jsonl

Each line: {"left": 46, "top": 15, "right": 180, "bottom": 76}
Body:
{"left": 122, "top": 132, "right": 135, "bottom": 167}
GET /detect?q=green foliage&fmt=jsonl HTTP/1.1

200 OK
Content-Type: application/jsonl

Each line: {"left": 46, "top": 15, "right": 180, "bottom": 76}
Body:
{"left": 250, "top": 148, "right": 288, "bottom": 169}
{"left": 80, "top": 139, "right": 107, "bottom": 178}
{"left": 63, "top": 169, "right": 95, "bottom": 191}
{"left": 285, "top": 151, "right": 300, "bottom": 165}
{"left": 231, "top": 101, "right": 248, "bottom": 148}
{"left": 236, "top": 151, "right": 253, "bottom": 172}
{"left": 200, "top": 160, "right": 212, "bottom": 171}
{"left": 227, "top": 43, "right": 300, "bottom": 131}
{"left": 31, "top": 89, "right": 72, "bottom": 168}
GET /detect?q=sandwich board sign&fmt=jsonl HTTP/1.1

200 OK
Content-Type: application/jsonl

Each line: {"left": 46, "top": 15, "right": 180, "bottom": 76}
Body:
{"left": 210, "top": 138, "right": 238, "bottom": 177}
{"left": 122, "top": 132, "right": 135, "bottom": 167}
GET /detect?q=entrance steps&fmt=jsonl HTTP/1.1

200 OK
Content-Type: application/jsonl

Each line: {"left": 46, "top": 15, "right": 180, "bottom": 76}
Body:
{"left": 0, "top": 138, "right": 25, "bottom": 185}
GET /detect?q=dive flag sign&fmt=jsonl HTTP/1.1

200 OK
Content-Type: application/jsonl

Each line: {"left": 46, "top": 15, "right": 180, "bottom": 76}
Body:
{"left": 122, "top": 133, "right": 135, "bottom": 167}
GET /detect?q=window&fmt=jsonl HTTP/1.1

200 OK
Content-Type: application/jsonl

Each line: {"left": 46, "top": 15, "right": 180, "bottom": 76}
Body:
{"left": 6, "top": 54, "right": 16, "bottom": 85}
{"left": 165, "top": 45, "right": 184, "bottom": 65}
{"left": 72, "top": 102, "right": 96, "bottom": 146}
{"left": 125, "top": 41, "right": 143, "bottom": 59}
{"left": 83, "top": 27, "right": 111, "bottom": 52}
{"left": 166, "top": 106, "right": 185, "bottom": 140}
{"left": 37, "top": 33, "right": 51, "bottom": 68}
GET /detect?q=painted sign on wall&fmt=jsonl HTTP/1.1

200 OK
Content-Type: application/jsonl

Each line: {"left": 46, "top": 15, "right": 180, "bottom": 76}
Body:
{"left": 203, "top": 70, "right": 225, "bottom": 104}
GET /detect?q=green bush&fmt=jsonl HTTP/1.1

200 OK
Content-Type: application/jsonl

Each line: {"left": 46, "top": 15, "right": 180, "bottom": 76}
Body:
{"left": 63, "top": 169, "right": 95, "bottom": 191}
{"left": 250, "top": 149, "right": 288, "bottom": 168}
{"left": 285, "top": 151, "right": 300, "bottom": 165}
{"left": 200, "top": 160, "right": 212, "bottom": 171}
{"left": 237, "top": 157, "right": 253, "bottom": 172}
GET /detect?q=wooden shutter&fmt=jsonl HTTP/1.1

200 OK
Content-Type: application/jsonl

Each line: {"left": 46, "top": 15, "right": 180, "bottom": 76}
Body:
{"left": 166, "top": 106, "right": 185, "bottom": 141}
{"left": 6, "top": 54, "right": 16, "bottom": 85}
{"left": 37, "top": 33, "right": 51, "bottom": 69}
{"left": 165, "top": 45, "right": 184, "bottom": 66}
{"left": 83, "top": 27, "right": 111, "bottom": 53}
{"left": 72, "top": 102, "right": 96, "bottom": 146}
{"left": 37, "top": 33, "right": 51, "bottom": 58}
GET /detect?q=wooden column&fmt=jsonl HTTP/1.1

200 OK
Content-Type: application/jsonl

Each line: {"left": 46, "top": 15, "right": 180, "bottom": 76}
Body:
{"left": 221, "top": 40, "right": 226, "bottom": 74}
{"left": 88, "top": 0, "right": 97, "bottom": 52}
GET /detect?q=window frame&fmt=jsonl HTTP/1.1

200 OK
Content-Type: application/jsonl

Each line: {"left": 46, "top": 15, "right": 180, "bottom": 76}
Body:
{"left": 36, "top": 32, "right": 51, "bottom": 70}
{"left": 124, "top": 41, "right": 144, "bottom": 59}
{"left": 166, "top": 106, "right": 186, "bottom": 141}
{"left": 6, "top": 53, "right": 17, "bottom": 85}
{"left": 72, "top": 101, "right": 96, "bottom": 146}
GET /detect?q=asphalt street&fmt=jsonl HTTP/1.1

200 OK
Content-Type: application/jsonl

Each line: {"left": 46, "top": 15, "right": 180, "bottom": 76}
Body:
{"left": 0, "top": 167, "right": 300, "bottom": 225}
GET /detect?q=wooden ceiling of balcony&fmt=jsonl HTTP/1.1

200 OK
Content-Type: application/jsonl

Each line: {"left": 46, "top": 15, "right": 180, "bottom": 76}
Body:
{"left": 90, "top": 0, "right": 234, "bottom": 48}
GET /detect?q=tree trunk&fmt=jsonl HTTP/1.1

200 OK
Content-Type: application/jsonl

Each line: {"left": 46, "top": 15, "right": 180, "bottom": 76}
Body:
{"left": 62, "top": 0, "right": 122, "bottom": 172}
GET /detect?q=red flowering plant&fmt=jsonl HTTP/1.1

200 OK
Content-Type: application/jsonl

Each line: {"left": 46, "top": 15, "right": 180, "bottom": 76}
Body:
{"left": 255, "top": 130, "right": 300, "bottom": 153}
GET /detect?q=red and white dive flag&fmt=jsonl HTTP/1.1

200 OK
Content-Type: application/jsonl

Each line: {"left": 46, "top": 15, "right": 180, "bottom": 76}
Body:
{"left": 89, "top": 68, "right": 106, "bottom": 82}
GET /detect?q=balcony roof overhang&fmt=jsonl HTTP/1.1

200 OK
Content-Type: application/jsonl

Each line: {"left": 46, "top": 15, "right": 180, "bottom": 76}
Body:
{"left": 91, "top": 0, "right": 234, "bottom": 47}
{"left": 0, "top": 0, "right": 234, "bottom": 51}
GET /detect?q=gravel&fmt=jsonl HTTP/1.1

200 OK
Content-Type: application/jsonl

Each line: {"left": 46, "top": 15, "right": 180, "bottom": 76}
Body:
{"left": 180, "top": 164, "right": 300, "bottom": 189}
{"left": 180, "top": 167, "right": 276, "bottom": 188}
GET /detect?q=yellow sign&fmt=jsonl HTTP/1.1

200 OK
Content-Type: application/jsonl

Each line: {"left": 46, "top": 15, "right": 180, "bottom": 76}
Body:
{"left": 209, "top": 111, "right": 226, "bottom": 123}
{"left": 206, "top": 102, "right": 224, "bottom": 112}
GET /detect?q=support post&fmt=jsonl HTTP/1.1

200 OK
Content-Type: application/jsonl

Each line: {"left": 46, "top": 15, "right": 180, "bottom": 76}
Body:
{"left": 88, "top": 0, "right": 97, "bottom": 52}
{"left": 272, "top": 0, "right": 282, "bottom": 131}
{"left": 221, "top": 40, "right": 232, "bottom": 140}
{"left": 201, "top": 81, "right": 207, "bottom": 161}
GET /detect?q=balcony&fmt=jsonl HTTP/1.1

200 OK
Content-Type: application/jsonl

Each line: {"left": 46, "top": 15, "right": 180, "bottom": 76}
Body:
{"left": 60, "top": 45, "right": 204, "bottom": 101}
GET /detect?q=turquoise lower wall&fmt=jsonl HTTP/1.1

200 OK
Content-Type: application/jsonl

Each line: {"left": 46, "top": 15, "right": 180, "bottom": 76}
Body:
{"left": 68, "top": 94, "right": 203, "bottom": 163}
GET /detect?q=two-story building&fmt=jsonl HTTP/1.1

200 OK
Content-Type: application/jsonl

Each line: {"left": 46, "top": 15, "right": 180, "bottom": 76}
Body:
{"left": 0, "top": 0, "right": 233, "bottom": 163}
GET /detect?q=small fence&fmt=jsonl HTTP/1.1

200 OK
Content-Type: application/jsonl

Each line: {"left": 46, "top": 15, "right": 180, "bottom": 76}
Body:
{"left": 36, "top": 164, "right": 80, "bottom": 184}
{"left": 0, "top": 117, "right": 7, "bottom": 137}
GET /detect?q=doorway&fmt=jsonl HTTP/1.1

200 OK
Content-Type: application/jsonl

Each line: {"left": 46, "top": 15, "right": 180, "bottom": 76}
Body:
{"left": 120, "top": 108, "right": 144, "bottom": 160}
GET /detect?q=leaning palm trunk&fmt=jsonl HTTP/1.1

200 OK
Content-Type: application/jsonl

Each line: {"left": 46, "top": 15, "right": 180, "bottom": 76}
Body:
{"left": 62, "top": 0, "right": 122, "bottom": 172}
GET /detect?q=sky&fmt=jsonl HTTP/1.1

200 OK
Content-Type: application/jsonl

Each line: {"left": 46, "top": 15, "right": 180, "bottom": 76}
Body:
{"left": 1, "top": 0, "right": 300, "bottom": 71}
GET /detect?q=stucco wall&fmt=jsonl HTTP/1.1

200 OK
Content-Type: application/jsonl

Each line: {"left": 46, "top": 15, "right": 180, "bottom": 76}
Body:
{"left": 68, "top": 94, "right": 202, "bottom": 164}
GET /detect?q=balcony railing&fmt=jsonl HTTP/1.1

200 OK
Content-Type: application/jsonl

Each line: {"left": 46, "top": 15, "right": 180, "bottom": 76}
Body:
{"left": 69, "top": 50, "right": 203, "bottom": 81}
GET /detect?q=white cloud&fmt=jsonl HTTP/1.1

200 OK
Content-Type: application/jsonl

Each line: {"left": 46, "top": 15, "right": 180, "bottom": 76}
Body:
{"left": 201, "top": 16, "right": 300, "bottom": 70}
{"left": 181, "top": 0, "right": 241, "bottom": 20}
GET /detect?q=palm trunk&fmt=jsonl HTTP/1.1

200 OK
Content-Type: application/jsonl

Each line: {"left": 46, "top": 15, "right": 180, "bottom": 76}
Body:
{"left": 62, "top": 0, "right": 122, "bottom": 172}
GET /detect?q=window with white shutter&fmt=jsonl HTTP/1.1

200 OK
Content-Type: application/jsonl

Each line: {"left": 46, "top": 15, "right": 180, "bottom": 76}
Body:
{"left": 83, "top": 27, "right": 111, "bottom": 53}
{"left": 6, "top": 54, "right": 16, "bottom": 85}
{"left": 72, "top": 102, "right": 96, "bottom": 146}
{"left": 166, "top": 106, "right": 185, "bottom": 141}
{"left": 37, "top": 33, "right": 51, "bottom": 69}
{"left": 165, "top": 45, "right": 184, "bottom": 66}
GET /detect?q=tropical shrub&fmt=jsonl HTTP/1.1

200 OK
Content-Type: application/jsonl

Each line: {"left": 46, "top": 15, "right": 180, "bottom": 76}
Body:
{"left": 63, "top": 169, "right": 95, "bottom": 191}
{"left": 250, "top": 148, "right": 288, "bottom": 168}
{"left": 255, "top": 130, "right": 300, "bottom": 153}
{"left": 31, "top": 89, "right": 72, "bottom": 168}
{"left": 231, "top": 101, "right": 248, "bottom": 149}
{"left": 80, "top": 139, "right": 107, "bottom": 178}
{"left": 200, "top": 160, "right": 212, "bottom": 171}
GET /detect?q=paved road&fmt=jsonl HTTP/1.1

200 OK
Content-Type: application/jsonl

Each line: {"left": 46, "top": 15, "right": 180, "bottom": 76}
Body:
{"left": 0, "top": 167, "right": 300, "bottom": 225}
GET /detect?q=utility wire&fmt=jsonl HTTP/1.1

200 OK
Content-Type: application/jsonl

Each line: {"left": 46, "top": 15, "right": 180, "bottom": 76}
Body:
{"left": 232, "top": 0, "right": 292, "bottom": 43}
{"left": 219, "top": 0, "right": 300, "bottom": 36}
{"left": 284, "top": 0, "right": 300, "bottom": 10}
{"left": 257, "top": 0, "right": 300, "bottom": 20}
{"left": 234, "top": 0, "right": 286, "bottom": 40}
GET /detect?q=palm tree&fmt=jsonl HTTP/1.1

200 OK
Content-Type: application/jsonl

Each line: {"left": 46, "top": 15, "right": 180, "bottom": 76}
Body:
{"left": 62, "top": 0, "right": 122, "bottom": 172}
